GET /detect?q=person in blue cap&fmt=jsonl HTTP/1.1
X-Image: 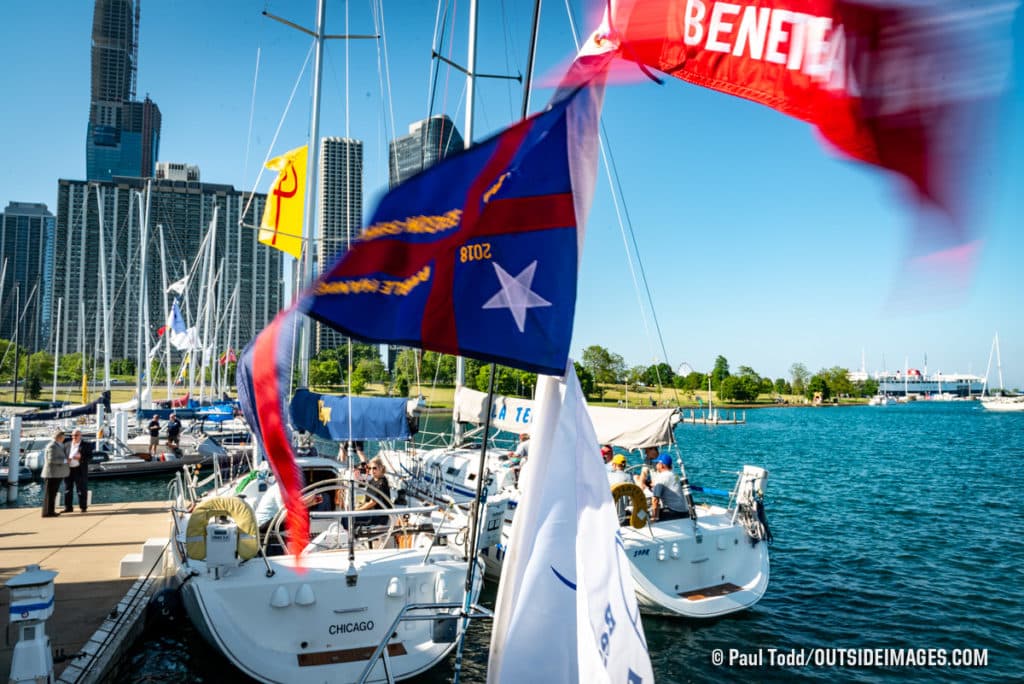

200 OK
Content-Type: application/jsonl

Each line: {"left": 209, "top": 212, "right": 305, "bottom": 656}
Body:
{"left": 642, "top": 453, "right": 688, "bottom": 521}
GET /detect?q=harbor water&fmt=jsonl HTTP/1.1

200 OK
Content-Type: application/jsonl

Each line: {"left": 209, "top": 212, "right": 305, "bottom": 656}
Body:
{"left": 14, "top": 401, "right": 1020, "bottom": 682}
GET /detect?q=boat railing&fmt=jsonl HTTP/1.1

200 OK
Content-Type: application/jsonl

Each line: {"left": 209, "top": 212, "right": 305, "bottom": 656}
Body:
{"left": 356, "top": 600, "right": 494, "bottom": 684}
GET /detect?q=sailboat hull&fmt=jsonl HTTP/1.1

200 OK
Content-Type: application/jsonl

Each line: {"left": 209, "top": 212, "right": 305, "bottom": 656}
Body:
{"left": 178, "top": 549, "right": 472, "bottom": 683}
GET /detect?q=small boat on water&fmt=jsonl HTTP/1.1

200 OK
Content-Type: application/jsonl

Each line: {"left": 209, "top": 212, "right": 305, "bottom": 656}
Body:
{"left": 980, "top": 395, "right": 1024, "bottom": 412}
{"left": 389, "top": 386, "right": 773, "bottom": 619}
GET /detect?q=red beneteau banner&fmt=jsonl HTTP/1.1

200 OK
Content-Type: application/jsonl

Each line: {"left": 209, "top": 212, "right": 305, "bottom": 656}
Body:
{"left": 608, "top": 0, "right": 1009, "bottom": 256}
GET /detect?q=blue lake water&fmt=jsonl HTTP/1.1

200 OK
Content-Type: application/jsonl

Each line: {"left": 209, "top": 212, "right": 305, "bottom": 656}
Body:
{"left": 50, "top": 401, "right": 1024, "bottom": 682}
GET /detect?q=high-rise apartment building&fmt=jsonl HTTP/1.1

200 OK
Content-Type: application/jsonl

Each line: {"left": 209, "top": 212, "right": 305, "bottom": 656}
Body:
{"left": 315, "top": 137, "right": 363, "bottom": 355}
{"left": 87, "top": 0, "right": 161, "bottom": 181}
{"left": 388, "top": 115, "right": 463, "bottom": 188}
{"left": 54, "top": 177, "right": 283, "bottom": 361}
{"left": 0, "top": 203, "right": 55, "bottom": 351}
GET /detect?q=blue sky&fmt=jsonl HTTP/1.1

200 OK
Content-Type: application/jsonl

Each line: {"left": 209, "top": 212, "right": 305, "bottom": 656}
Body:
{"left": 1, "top": 1, "right": 1021, "bottom": 388}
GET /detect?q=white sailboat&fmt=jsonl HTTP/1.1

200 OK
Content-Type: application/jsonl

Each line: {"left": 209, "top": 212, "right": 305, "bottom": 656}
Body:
{"left": 387, "top": 386, "right": 772, "bottom": 618}
{"left": 980, "top": 333, "right": 1023, "bottom": 412}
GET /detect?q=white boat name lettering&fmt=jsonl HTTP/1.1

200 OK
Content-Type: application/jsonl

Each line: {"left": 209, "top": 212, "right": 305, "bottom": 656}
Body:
{"left": 329, "top": 620, "right": 375, "bottom": 635}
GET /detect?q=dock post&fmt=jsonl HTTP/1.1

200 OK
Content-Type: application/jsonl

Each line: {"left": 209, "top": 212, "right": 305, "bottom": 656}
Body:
{"left": 6, "top": 565, "right": 58, "bottom": 684}
{"left": 6, "top": 416, "right": 22, "bottom": 500}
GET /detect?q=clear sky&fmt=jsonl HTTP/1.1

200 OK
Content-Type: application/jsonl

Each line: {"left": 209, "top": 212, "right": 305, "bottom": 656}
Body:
{"left": 1, "top": 1, "right": 1021, "bottom": 388}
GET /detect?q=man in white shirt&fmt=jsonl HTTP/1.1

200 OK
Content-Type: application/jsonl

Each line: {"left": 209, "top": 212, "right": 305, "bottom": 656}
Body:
{"left": 63, "top": 429, "right": 92, "bottom": 513}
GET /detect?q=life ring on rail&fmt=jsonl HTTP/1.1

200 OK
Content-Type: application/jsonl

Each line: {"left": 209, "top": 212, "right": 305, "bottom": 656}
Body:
{"left": 611, "top": 482, "right": 649, "bottom": 530}
{"left": 185, "top": 496, "right": 259, "bottom": 561}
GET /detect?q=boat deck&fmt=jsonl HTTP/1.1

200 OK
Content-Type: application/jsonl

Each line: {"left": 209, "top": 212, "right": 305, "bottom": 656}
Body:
{"left": 0, "top": 501, "right": 170, "bottom": 681}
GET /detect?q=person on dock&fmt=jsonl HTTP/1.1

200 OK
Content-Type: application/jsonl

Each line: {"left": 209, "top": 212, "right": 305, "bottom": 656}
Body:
{"left": 165, "top": 413, "right": 182, "bottom": 451}
{"left": 40, "top": 429, "right": 68, "bottom": 518}
{"left": 147, "top": 415, "right": 161, "bottom": 459}
{"left": 63, "top": 428, "right": 92, "bottom": 513}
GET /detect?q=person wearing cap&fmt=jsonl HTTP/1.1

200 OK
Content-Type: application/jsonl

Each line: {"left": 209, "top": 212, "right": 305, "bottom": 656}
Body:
{"left": 640, "top": 453, "right": 688, "bottom": 521}
{"left": 607, "top": 453, "right": 630, "bottom": 486}
{"left": 600, "top": 445, "right": 615, "bottom": 472}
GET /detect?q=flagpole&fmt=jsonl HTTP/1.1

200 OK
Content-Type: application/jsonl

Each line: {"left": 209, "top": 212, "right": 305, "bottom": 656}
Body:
{"left": 453, "top": 1, "right": 542, "bottom": 681}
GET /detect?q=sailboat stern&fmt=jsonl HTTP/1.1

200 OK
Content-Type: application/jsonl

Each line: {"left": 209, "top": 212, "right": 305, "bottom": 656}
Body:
{"left": 180, "top": 550, "right": 472, "bottom": 683}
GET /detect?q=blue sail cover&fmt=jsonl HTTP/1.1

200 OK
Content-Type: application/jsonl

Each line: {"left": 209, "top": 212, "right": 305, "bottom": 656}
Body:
{"left": 289, "top": 389, "right": 410, "bottom": 441}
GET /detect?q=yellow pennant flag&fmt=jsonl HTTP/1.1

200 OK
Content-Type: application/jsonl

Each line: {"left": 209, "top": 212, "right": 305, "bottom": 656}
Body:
{"left": 81, "top": 374, "right": 88, "bottom": 404}
{"left": 259, "top": 145, "right": 307, "bottom": 259}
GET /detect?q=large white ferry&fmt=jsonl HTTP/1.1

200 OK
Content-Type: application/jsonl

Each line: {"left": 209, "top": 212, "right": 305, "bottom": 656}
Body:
{"left": 875, "top": 369, "right": 984, "bottom": 399}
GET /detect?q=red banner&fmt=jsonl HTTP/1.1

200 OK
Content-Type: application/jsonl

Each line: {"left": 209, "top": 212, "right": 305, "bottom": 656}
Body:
{"left": 610, "top": 0, "right": 1009, "bottom": 257}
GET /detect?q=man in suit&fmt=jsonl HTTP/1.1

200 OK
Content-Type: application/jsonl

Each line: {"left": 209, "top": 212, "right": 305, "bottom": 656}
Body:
{"left": 40, "top": 429, "right": 68, "bottom": 518}
{"left": 63, "top": 428, "right": 92, "bottom": 513}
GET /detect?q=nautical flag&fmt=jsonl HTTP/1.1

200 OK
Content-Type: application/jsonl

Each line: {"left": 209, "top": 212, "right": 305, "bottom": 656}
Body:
{"left": 259, "top": 145, "right": 307, "bottom": 259}
{"left": 218, "top": 348, "right": 237, "bottom": 366}
{"left": 236, "top": 307, "right": 309, "bottom": 558}
{"left": 603, "top": 0, "right": 1012, "bottom": 275}
{"left": 488, "top": 362, "right": 654, "bottom": 683}
{"left": 300, "top": 51, "right": 613, "bottom": 376}
{"left": 167, "top": 300, "right": 198, "bottom": 351}
{"left": 236, "top": 48, "right": 612, "bottom": 557}
{"left": 167, "top": 276, "right": 188, "bottom": 295}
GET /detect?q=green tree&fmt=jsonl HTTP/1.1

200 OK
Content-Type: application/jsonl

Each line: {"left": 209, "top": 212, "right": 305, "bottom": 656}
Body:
{"left": 574, "top": 362, "right": 595, "bottom": 399}
{"left": 27, "top": 351, "right": 54, "bottom": 383}
{"left": 356, "top": 358, "right": 387, "bottom": 384}
{"left": 678, "top": 371, "right": 706, "bottom": 391}
{"left": 859, "top": 378, "right": 879, "bottom": 397}
{"left": 790, "top": 362, "right": 809, "bottom": 396}
{"left": 396, "top": 376, "right": 410, "bottom": 397}
{"left": 581, "top": 345, "right": 626, "bottom": 385}
{"left": 807, "top": 373, "right": 830, "bottom": 400}
{"left": 309, "top": 359, "right": 341, "bottom": 386}
{"left": 350, "top": 366, "right": 368, "bottom": 394}
{"left": 641, "top": 362, "right": 675, "bottom": 388}
{"left": 824, "top": 366, "right": 854, "bottom": 397}
{"left": 711, "top": 355, "right": 730, "bottom": 389}
{"left": 58, "top": 353, "right": 87, "bottom": 383}
{"left": 774, "top": 378, "right": 791, "bottom": 395}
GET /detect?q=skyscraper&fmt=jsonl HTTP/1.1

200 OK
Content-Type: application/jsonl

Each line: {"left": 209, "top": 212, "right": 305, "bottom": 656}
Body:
{"left": 388, "top": 115, "right": 463, "bottom": 188}
{"left": 0, "top": 203, "right": 55, "bottom": 352}
{"left": 54, "top": 178, "right": 283, "bottom": 362}
{"left": 86, "top": 0, "right": 161, "bottom": 181}
{"left": 315, "top": 137, "right": 363, "bottom": 355}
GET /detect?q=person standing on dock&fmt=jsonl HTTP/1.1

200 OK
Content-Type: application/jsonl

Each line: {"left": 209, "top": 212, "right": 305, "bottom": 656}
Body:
{"left": 147, "top": 415, "right": 161, "bottom": 459}
{"left": 165, "top": 413, "right": 182, "bottom": 451}
{"left": 63, "top": 428, "right": 92, "bottom": 513}
{"left": 40, "top": 429, "right": 68, "bottom": 518}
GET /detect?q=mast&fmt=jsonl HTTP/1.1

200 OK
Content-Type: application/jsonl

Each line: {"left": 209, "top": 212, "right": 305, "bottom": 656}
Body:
{"left": 158, "top": 225, "right": 172, "bottom": 401}
{"left": 297, "top": 0, "right": 327, "bottom": 388}
{"left": 52, "top": 297, "right": 62, "bottom": 403}
{"left": 11, "top": 284, "right": 19, "bottom": 403}
{"left": 135, "top": 185, "right": 150, "bottom": 407}
{"left": 94, "top": 185, "right": 112, "bottom": 390}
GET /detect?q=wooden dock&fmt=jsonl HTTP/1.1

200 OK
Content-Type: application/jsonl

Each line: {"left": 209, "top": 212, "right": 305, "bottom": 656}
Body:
{"left": 1, "top": 501, "right": 170, "bottom": 682}
{"left": 678, "top": 408, "right": 746, "bottom": 425}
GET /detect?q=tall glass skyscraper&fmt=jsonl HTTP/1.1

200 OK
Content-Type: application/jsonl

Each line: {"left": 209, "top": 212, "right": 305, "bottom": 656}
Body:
{"left": 86, "top": 0, "right": 161, "bottom": 181}
{"left": 388, "top": 115, "right": 463, "bottom": 188}
{"left": 0, "top": 203, "right": 55, "bottom": 351}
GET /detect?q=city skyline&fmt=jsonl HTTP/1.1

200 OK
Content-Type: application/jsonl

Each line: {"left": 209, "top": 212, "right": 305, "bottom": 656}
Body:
{"left": 0, "top": 1, "right": 1020, "bottom": 388}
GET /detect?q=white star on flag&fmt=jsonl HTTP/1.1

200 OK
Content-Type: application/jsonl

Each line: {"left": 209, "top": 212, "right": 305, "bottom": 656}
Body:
{"left": 482, "top": 261, "right": 552, "bottom": 333}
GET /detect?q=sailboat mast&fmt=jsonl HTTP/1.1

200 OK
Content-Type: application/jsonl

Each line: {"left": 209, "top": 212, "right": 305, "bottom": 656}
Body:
{"left": 297, "top": 0, "right": 328, "bottom": 388}
{"left": 159, "top": 225, "right": 172, "bottom": 401}
{"left": 135, "top": 185, "right": 149, "bottom": 406}
{"left": 95, "top": 185, "right": 112, "bottom": 390}
{"left": 52, "top": 297, "right": 62, "bottom": 403}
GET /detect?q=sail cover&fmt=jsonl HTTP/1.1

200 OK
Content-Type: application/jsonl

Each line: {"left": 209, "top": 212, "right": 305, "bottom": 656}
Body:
{"left": 289, "top": 388, "right": 411, "bottom": 442}
{"left": 454, "top": 386, "right": 676, "bottom": 449}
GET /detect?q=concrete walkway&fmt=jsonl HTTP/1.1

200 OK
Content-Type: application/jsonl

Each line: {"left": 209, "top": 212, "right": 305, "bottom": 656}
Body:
{"left": 0, "top": 501, "right": 170, "bottom": 681}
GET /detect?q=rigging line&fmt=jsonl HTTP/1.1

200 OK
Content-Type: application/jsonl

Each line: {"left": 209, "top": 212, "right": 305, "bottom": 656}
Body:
{"left": 601, "top": 119, "right": 680, "bottom": 404}
{"left": 242, "top": 47, "right": 262, "bottom": 194}
{"left": 240, "top": 42, "right": 315, "bottom": 223}
{"left": 563, "top": 0, "right": 680, "bottom": 405}
{"left": 372, "top": 0, "right": 399, "bottom": 189}
{"left": 425, "top": 0, "right": 449, "bottom": 121}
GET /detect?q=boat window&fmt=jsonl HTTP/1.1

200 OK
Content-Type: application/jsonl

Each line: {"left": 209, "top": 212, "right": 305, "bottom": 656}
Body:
{"left": 446, "top": 466, "right": 460, "bottom": 477}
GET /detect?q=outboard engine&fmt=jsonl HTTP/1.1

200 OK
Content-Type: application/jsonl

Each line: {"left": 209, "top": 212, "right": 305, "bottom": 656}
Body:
{"left": 736, "top": 466, "right": 772, "bottom": 544}
{"left": 206, "top": 516, "right": 240, "bottom": 578}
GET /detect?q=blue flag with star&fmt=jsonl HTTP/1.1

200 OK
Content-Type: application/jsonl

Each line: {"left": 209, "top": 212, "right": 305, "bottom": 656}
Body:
{"left": 300, "top": 53, "right": 611, "bottom": 375}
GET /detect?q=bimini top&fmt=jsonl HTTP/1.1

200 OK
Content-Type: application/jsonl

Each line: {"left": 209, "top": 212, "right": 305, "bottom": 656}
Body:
{"left": 289, "top": 388, "right": 412, "bottom": 442}
{"left": 454, "top": 386, "right": 676, "bottom": 450}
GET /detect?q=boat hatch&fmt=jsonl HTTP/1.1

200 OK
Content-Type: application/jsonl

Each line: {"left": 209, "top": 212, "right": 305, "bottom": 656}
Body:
{"left": 680, "top": 583, "right": 742, "bottom": 600}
